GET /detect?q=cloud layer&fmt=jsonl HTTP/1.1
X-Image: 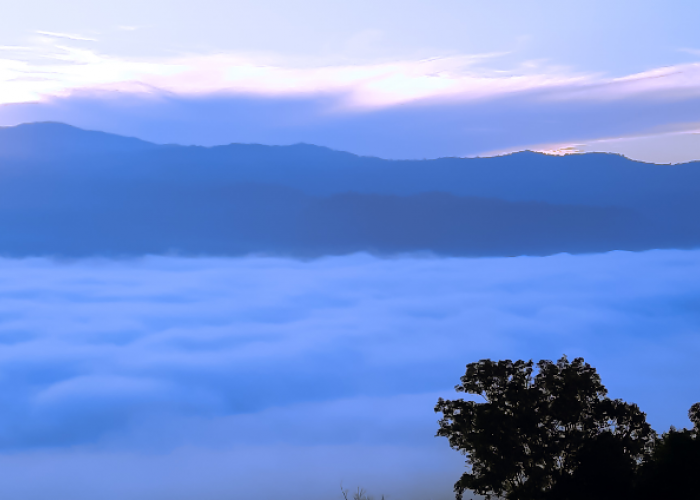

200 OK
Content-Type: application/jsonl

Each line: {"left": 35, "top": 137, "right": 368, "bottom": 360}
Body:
{"left": 0, "top": 250, "right": 698, "bottom": 498}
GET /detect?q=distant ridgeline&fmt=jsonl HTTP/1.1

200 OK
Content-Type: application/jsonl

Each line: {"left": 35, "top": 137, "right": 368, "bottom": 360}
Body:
{"left": 0, "top": 122, "right": 699, "bottom": 257}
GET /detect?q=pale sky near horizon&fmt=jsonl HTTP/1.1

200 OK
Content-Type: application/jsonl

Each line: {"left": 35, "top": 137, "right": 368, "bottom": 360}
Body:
{"left": 2, "top": 0, "right": 700, "bottom": 160}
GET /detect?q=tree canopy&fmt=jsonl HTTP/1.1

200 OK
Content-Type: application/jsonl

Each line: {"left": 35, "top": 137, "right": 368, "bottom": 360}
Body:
{"left": 689, "top": 401, "right": 700, "bottom": 430}
{"left": 634, "top": 403, "right": 700, "bottom": 500}
{"left": 434, "top": 356, "right": 655, "bottom": 500}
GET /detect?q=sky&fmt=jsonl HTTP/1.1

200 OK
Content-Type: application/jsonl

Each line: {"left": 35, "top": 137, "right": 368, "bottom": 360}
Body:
{"left": 1, "top": 0, "right": 700, "bottom": 160}
{"left": 0, "top": 250, "right": 698, "bottom": 499}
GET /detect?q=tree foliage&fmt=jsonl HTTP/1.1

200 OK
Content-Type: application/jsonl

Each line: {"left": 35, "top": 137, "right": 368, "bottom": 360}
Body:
{"left": 434, "top": 356, "right": 655, "bottom": 500}
{"left": 689, "top": 401, "right": 700, "bottom": 430}
{"left": 635, "top": 425, "right": 700, "bottom": 499}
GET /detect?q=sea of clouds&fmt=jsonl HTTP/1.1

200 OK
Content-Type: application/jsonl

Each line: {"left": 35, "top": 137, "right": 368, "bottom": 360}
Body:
{"left": 0, "top": 250, "right": 698, "bottom": 499}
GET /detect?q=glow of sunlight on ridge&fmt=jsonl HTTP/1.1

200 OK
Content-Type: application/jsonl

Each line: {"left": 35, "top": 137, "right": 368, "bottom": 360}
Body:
{"left": 500, "top": 127, "right": 700, "bottom": 164}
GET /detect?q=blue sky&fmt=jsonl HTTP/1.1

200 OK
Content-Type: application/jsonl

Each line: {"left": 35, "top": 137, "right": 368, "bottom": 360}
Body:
{"left": 2, "top": 0, "right": 700, "bottom": 160}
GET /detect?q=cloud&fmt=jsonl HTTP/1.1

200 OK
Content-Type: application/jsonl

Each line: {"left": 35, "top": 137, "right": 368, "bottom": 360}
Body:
{"left": 2, "top": 39, "right": 700, "bottom": 109}
{"left": 0, "top": 46, "right": 585, "bottom": 108}
{"left": 2, "top": 54, "right": 700, "bottom": 159}
{"left": 36, "top": 31, "right": 98, "bottom": 42}
{"left": 1, "top": 35, "right": 700, "bottom": 159}
{"left": 0, "top": 251, "right": 696, "bottom": 499}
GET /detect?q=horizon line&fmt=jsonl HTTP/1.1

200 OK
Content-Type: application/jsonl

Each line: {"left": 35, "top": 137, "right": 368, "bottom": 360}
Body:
{"left": 1, "top": 121, "right": 690, "bottom": 165}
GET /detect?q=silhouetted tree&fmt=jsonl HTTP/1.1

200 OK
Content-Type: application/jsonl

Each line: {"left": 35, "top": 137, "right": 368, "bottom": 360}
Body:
{"left": 435, "top": 356, "right": 654, "bottom": 500}
{"left": 634, "top": 402, "right": 700, "bottom": 500}
{"left": 544, "top": 432, "right": 637, "bottom": 500}
{"left": 689, "top": 401, "right": 700, "bottom": 430}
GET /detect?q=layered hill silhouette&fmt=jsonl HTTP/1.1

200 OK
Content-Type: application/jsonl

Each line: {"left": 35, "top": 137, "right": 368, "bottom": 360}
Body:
{"left": 0, "top": 122, "right": 698, "bottom": 257}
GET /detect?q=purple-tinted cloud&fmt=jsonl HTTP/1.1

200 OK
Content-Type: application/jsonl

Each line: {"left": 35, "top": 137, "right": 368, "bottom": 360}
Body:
{"left": 3, "top": 69, "right": 700, "bottom": 159}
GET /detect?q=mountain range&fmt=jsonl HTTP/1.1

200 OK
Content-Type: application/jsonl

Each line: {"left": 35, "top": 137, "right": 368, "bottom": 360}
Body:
{"left": 0, "top": 122, "right": 698, "bottom": 257}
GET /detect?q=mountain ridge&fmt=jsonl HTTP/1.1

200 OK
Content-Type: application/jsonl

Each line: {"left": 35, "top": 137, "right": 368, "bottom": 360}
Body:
{"left": 0, "top": 121, "right": 698, "bottom": 257}
{"left": 3, "top": 121, "right": 691, "bottom": 164}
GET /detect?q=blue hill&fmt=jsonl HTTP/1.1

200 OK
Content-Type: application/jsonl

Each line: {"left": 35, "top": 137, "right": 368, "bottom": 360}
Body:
{"left": 0, "top": 122, "right": 697, "bottom": 257}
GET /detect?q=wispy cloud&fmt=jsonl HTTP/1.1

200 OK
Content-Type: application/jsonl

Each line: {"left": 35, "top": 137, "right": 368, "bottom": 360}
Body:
{"left": 3, "top": 38, "right": 700, "bottom": 109}
{"left": 0, "top": 47, "right": 589, "bottom": 108}
{"left": 36, "top": 31, "right": 98, "bottom": 42}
